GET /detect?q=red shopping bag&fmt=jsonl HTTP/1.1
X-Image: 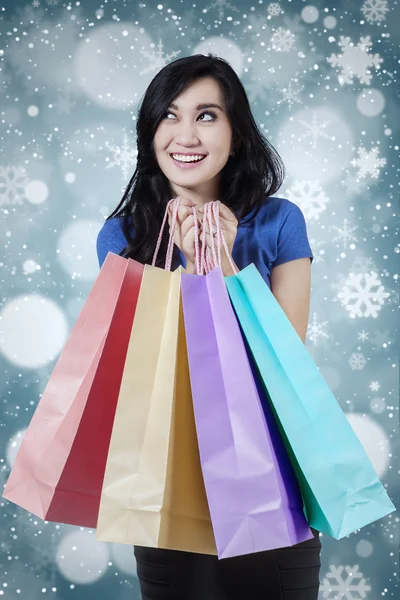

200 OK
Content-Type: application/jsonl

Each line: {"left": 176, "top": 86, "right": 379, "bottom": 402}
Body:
{"left": 2, "top": 252, "right": 144, "bottom": 527}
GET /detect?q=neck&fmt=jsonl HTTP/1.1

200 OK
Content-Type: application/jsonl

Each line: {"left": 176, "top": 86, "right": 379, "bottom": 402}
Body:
{"left": 170, "top": 184, "right": 220, "bottom": 207}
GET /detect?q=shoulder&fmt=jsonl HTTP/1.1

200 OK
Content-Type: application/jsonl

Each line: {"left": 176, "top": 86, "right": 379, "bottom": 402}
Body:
{"left": 96, "top": 215, "right": 128, "bottom": 247}
{"left": 96, "top": 216, "right": 129, "bottom": 268}
{"left": 255, "top": 195, "right": 304, "bottom": 221}
{"left": 270, "top": 197, "right": 313, "bottom": 267}
{"left": 276, "top": 196, "right": 309, "bottom": 231}
{"left": 241, "top": 195, "right": 298, "bottom": 230}
{"left": 241, "top": 195, "right": 312, "bottom": 267}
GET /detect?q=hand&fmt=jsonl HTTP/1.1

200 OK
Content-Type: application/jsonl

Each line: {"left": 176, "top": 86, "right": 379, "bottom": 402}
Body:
{"left": 198, "top": 202, "right": 238, "bottom": 257}
{"left": 167, "top": 196, "right": 200, "bottom": 270}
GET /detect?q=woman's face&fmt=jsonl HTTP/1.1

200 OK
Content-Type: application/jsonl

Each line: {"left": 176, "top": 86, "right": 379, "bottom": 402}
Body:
{"left": 153, "top": 77, "right": 235, "bottom": 204}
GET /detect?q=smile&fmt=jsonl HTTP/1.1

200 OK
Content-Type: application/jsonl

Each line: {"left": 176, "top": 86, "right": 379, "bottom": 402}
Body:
{"left": 170, "top": 153, "right": 207, "bottom": 168}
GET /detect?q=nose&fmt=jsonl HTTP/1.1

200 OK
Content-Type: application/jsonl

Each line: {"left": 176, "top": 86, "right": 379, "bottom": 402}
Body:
{"left": 173, "top": 120, "right": 201, "bottom": 146}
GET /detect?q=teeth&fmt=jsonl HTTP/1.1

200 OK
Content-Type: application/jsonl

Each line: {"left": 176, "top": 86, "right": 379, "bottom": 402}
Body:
{"left": 172, "top": 154, "right": 206, "bottom": 163}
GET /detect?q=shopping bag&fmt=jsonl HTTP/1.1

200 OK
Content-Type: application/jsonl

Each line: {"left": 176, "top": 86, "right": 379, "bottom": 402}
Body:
{"left": 181, "top": 266, "right": 313, "bottom": 559}
{"left": 96, "top": 264, "right": 216, "bottom": 555}
{"left": 225, "top": 263, "right": 397, "bottom": 539}
{"left": 2, "top": 252, "right": 144, "bottom": 527}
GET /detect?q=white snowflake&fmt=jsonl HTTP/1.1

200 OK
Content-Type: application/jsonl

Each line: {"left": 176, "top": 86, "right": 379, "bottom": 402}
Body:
{"left": 277, "top": 80, "right": 303, "bottom": 111}
{"left": 270, "top": 27, "right": 296, "bottom": 52}
{"left": 33, "top": 0, "right": 40, "bottom": 7}
{"left": 351, "top": 145, "right": 386, "bottom": 179}
{"left": 369, "top": 381, "right": 380, "bottom": 391}
{"left": 140, "top": 39, "right": 181, "bottom": 75}
{"left": 267, "top": 3, "right": 282, "bottom": 17}
{"left": 330, "top": 218, "right": 359, "bottom": 250}
{"left": 320, "top": 564, "right": 371, "bottom": 598}
{"left": 203, "top": 0, "right": 240, "bottom": 19}
{"left": 286, "top": 180, "right": 328, "bottom": 220}
{"left": 337, "top": 272, "right": 390, "bottom": 318}
{"left": 357, "top": 330, "right": 369, "bottom": 342}
{"left": 105, "top": 133, "right": 137, "bottom": 180}
{"left": 361, "top": 0, "right": 389, "bottom": 22}
{"left": 349, "top": 352, "right": 367, "bottom": 370}
{"left": 327, "top": 35, "right": 383, "bottom": 85}
{"left": 307, "top": 313, "right": 329, "bottom": 345}
{"left": 46, "top": 0, "right": 59, "bottom": 5}
{"left": 0, "top": 166, "right": 29, "bottom": 206}
{"left": 298, "top": 112, "right": 332, "bottom": 149}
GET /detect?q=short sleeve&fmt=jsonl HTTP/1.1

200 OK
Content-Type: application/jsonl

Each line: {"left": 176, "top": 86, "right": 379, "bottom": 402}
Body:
{"left": 272, "top": 200, "right": 313, "bottom": 268}
{"left": 96, "top": 217, "right": 128, "bottom": 268}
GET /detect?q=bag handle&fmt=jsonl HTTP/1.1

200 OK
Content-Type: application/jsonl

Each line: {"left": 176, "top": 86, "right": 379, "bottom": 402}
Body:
{"left": 152, "top": 196, "right": 237, "bottom": 275}
{"left": 151, "top": 196, "right": 180, "bottom": 270}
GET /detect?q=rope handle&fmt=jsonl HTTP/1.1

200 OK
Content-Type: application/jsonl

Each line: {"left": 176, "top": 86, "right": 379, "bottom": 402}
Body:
{"left": 152, "top": 196, "right": 238, "bottom": 274}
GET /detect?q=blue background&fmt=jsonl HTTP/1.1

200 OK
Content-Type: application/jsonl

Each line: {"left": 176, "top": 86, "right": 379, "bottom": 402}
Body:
{"left": 0, "top": 0, "right": 398, "bottom": 598}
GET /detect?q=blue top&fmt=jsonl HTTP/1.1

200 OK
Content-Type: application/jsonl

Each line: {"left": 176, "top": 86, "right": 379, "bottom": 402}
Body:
{"left": 96, "top": 196, "right": 313, "bottom": 289}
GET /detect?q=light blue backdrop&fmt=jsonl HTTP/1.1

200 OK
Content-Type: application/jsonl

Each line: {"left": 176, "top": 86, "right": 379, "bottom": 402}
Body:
{"left": 0, "top": 1, "right": 398, "bottom": 599}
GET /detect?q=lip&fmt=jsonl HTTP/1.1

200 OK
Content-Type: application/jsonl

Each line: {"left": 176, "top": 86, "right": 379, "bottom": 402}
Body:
{"left": 170, "top": 153, "right": 208, "bottom": 169}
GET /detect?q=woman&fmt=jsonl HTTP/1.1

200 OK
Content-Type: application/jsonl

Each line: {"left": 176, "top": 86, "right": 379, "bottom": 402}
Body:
{"left": 96, "top": 53, "right": 321, "bottom": 600}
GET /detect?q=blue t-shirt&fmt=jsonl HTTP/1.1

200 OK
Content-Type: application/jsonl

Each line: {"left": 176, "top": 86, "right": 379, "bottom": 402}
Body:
{"left": 96, "top": 196, "right": 313, "bottom": 289}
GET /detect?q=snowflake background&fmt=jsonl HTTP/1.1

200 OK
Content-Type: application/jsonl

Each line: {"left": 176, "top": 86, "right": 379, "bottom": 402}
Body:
{"left": 0, "top": 0, "right": 399, "bottom": 598}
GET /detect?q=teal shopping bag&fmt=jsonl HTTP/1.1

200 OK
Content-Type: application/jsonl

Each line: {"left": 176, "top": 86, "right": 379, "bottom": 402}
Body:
{"left": 225, "top": 264, "right": 396, "bottom": 539}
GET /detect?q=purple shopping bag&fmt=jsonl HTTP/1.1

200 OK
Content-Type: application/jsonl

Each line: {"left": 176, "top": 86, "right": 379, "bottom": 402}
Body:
{"left": 181, "top": 266, "right": 313, "bottom": 559}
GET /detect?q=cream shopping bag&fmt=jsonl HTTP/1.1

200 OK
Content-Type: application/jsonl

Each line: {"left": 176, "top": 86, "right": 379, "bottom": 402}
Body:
{"left": 96, "top": 264, "right": 216, "bottom": 555}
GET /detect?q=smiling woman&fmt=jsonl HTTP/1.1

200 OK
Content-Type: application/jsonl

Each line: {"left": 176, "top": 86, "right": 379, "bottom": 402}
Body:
{"left": 99, "top": 53, "right": 286, "bottom": 270}
{"left": 96, "top": 53, "right": 318, "bottom": 600}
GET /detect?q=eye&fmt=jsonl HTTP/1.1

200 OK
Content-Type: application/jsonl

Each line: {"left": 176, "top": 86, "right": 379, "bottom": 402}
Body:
{"left": 199, "top": 111, "right": 217, "bottom": 121}
{"left": 163, "top": 111, "right": 217, "bottom": 122}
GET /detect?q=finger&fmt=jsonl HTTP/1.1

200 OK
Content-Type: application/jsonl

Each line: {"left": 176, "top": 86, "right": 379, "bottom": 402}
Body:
{"left": 167, "top": 199, "right": 192, "bottom": 217}
{"left": 197, "top": 209, "right": 216, "bottom": 232}
{"left": 180, "top": 207, "right": 203, "bottom": 229}
{"left": 218, "top": 202, "right": 238, "bottom": 224}
{"left": 202, "top": 232, "right": 222, "bottom": 257}
{"left": 202, "top": 212, "right": 225, "bottom": 230}
{"left": 181, "top": 213, "right": 200, "bottom": 239}
{"left": 200, "top": 201, "right": 236, "bottom": 225}
{"left": 176, "top": 205, "right": 198, "bottom": 225}
{"left": 181, "top": 224, "right": 196, "bottom": 247}
{"left": 169, "top": 206, "right": 194, "bottom": 232}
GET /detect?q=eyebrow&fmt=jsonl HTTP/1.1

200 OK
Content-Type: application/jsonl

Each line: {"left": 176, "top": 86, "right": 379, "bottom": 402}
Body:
{"left": 169, "top": 102, "right": 223, "bottom": 111}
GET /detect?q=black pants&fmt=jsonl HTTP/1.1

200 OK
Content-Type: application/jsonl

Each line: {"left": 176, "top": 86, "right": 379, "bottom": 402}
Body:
{"left": 133, "top": 528, "right": 322, "bottom": 600}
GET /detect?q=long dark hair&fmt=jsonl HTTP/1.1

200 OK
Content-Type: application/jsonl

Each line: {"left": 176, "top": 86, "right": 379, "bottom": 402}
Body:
{"left": 107, "top": 53, "right": 285, "bottom": 268}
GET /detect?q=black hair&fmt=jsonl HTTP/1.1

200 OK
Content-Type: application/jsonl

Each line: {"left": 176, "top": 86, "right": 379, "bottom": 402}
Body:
{"left": 107, "top": 53, "right": 285, "bottom": 268}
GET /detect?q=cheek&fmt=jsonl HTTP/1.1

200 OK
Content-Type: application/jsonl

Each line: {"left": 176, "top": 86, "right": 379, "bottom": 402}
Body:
{"left": 209, "top": 128, "right": 233, "bottom": 153}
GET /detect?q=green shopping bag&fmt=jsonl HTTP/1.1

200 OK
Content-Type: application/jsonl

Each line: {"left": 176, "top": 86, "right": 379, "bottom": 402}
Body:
{"left": 225, "top": 264, "right": 396, "bottom": 539}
